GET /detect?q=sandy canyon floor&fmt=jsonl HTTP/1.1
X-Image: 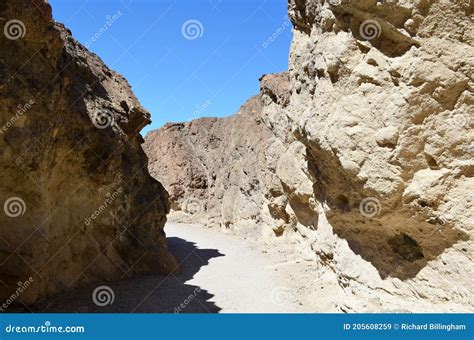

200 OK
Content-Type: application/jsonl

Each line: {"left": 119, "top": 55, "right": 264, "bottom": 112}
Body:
{"left": 29, "top": 223, "right": 324, "bottom": 313}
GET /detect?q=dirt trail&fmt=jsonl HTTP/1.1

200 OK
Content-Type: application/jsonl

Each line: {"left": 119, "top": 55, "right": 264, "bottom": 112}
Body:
{"left": 29, "top": 223, "right": 315, "bottom": 313}
{"left": 166, "top": 222, "right": 311, "bottom": 313}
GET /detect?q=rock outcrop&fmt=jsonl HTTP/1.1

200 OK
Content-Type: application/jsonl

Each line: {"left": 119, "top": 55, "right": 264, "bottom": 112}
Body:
{"left": 0, "top": 0, "right": 175, "bottom": 306}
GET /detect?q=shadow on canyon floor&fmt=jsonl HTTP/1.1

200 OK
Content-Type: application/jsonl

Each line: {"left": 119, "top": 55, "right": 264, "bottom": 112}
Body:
{"left": 26, "top": 237, "right": 224, "bottom": 313}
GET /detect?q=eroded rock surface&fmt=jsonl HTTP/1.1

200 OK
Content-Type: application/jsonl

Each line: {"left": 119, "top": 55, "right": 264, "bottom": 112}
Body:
{"left": 264, "top": 0, "right": 473, "bottom": 311}
{"left": 0, "top": 0, "right": 175, "bottom": 306}
{"left": 144, "top": 96, "right": 291, "bottom": 239}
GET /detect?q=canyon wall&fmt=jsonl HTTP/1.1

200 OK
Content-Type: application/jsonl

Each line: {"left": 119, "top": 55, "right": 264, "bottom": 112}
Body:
{"left": 144, "top": 95, "right": 291, "bottom": 239}
{"left": 0, "top": 0, "right": 175, "bottom": 305}
{"left": 145, "top": 0, "right": 473, "bottom": 311}
{"left": 269, "top": 0, "right": 473, "bottom": 311}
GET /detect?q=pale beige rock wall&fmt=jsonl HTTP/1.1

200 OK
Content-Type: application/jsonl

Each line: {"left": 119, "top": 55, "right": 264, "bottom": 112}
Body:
{"left": 259, "top": 0, "right": 473, "bottom": 311}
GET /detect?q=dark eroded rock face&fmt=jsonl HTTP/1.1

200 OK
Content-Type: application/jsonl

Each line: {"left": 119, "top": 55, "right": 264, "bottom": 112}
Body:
{"left": 0, "top": 0, "right": 175, "bottom": 305}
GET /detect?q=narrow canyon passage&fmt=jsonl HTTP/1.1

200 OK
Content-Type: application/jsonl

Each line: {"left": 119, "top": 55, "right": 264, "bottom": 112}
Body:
{"left": 29, "top": 223, "right": 315, "bottom": 313}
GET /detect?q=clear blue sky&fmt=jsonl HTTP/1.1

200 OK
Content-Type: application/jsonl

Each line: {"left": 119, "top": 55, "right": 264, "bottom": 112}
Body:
{"left": 49, "top": 0, "right": 292, "bottom": 135}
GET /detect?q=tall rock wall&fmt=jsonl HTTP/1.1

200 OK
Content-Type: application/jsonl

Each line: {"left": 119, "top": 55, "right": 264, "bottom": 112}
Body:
{"left": 261, "top": 0, "right": 472, "bottom": 311}
{"left": 0, "top": 0, "right": 175, "bottom": 305}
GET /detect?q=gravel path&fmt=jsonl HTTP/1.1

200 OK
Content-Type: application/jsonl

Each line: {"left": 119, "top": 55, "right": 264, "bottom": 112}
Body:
{"left": 165, "top": 222, "right": 305, "bottom": 313}
{"left": 29, "top": 223, "right": 313, "bottom": 313}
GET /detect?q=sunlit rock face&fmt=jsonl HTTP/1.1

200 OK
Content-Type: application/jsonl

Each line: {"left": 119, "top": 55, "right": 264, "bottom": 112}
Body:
{"left": 260, "top": 0, "right": 472, "bottom": 311}
{"left": 144, "top": 95, "right": 293, "bottom": 239}
{"left": 0, "top": 0, "right": 176, "bottom": 305}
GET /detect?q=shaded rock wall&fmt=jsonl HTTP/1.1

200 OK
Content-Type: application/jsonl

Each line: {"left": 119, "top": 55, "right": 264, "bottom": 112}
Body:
{"left": 0, "top": 0, "right": 175, "bottom": 305}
